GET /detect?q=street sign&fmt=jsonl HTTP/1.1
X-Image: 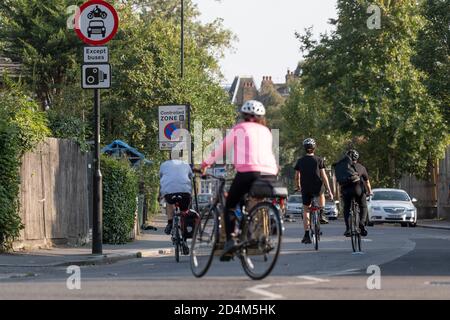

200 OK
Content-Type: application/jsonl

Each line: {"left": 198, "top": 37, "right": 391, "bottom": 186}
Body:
{"left": 84, "top": 46, "right": 109, "bottom": 63}
{"left": 82, "top": 64, "right": 111, "bottom": 89}
{"left": 75, "top": 0, "right": 119, "bottom": 46}
{"left": 158, "top": 105, "right": 188, "bottom": 150}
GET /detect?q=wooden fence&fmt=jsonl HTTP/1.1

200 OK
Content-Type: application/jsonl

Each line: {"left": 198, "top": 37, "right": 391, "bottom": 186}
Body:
{"left": 14, "top": 138, "right": 92, "bottom": 249}
{"left": 400, "top": 146, "right": 450, "bottom": 220}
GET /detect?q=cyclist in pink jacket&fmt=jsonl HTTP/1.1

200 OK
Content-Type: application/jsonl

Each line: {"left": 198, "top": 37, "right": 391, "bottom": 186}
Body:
{"left": 201, "top": 100, "right": 278, "bottom": 260}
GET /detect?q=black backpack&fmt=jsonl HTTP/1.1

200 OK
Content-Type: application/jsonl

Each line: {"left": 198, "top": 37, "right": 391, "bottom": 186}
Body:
{"left": 333, "top": 155, "right": 360, "bottom": 186}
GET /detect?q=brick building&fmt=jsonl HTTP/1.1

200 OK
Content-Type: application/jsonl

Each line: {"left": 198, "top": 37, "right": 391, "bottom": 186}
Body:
{"left": 228, "top": 68, "right": 300, "bottom": 106}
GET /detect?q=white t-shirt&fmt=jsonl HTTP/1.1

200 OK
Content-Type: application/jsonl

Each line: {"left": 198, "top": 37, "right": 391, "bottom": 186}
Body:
{"left": 159, "top": 160, "right": 193, "bottom": 196}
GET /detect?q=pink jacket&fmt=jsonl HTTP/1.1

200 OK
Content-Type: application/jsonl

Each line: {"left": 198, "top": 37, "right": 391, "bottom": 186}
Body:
{"left": 201, "top": 122, "right": 278, "bottom": 175}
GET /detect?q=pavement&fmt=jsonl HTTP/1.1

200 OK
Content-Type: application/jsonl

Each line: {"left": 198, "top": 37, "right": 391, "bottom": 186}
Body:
{"left": 0, "top": 215, "right": 173, "bottom": 268}
{"left": 416, "top": 219, "right": 450, "bottom": 230}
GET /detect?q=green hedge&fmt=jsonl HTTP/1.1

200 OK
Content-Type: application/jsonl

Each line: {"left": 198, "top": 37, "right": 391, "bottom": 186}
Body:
{"left": 0, "top": 85, "right": 49, "bottom": 251}
{"left": 102, "top": 155, "right": 139, "bottom": 244}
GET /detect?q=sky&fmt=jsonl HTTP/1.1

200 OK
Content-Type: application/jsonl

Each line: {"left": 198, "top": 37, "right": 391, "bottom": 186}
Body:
{"left": 192, "top": 0, "right": 338, "bottom": 86}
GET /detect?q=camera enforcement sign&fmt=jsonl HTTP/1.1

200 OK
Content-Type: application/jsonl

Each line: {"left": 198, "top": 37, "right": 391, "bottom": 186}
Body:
{"left": 159, "top": 105, "right": 189, "bottom": 150}
{"left": 75, "top": 0, "right": 119, "bottom": 46}
{"left": 82, "top": 64, "right": 111, "bottom": 89}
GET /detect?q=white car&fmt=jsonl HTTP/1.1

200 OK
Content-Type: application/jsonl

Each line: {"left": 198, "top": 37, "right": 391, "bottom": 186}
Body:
{"left": 286, "top": 194, "right": 303, "bottom": 218}
{"left": 367, "top": 188, "right": 417, "bottom": 227}
{"left": 324, "top": 200, "right": 338, "bottom": 220}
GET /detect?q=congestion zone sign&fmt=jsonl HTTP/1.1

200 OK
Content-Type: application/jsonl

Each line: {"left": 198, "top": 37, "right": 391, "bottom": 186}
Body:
{"left": 75, "top": 0, "right": 119, "bottom": 45}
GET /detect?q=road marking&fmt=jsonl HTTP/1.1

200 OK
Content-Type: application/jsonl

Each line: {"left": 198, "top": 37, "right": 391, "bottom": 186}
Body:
{"left": 246, "top": 284, "right": 284, "bottom": 300}
{"left": 247, "top": 276, "right": 330, "bottom": 300}
{"left": 297, "top": 276, "right": 330, "bottom": 283}
{"left": 425, "top": 281, "right": 450, "bottom": 286}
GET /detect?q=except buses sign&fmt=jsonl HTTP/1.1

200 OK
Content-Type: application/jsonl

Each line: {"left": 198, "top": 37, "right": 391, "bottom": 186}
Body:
{"left": 158, "top": 105, "right": 188, "bottom": 150}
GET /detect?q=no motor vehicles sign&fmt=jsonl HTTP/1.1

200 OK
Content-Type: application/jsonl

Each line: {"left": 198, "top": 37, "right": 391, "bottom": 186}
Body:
{"left": 75, "top": 0, "right": 119, "bottom": 46}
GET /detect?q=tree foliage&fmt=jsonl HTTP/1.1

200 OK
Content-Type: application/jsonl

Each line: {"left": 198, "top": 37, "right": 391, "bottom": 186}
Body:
{"left": 288, "top": 0, "right": 449, "bottom": 186}
{"left": 102, "top": 155, "right": 139, "bottom": 244}
{"left": 0, "top": 82, "right": 49, "bottom": 251}
{"left": 0, "top": 0, "right": 84, "bottom": 107}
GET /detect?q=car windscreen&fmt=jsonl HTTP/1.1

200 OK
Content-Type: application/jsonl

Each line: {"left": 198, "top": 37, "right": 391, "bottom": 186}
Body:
{"left": 372, "top": 191, "right": 410, "bottom": 202}
{"left": 198, "top": 195, "right": 210, "bottom": 203}
{"left": 288, "top": 195, "right": 301, "bottom": 203}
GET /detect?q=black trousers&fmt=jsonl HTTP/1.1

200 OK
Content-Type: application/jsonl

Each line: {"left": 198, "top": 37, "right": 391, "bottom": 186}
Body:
{"left": 341, "top": 183, "right": 368, "bottom": 229}
{"left": 164, "top": 193, "right": 191, "bottom": 212}
{"left": 224, "top": 172, "right": 276, "bottom": 241}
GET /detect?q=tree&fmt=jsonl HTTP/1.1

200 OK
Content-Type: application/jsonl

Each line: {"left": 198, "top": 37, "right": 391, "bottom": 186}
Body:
{"left": 296, "top": 0, "right": 448, "bottom": 186}
{"left": 413, "top": 0, "right": 450, "bottom": 126}
{"left": 0, "top": 0, "right": 85, "bottom": 108}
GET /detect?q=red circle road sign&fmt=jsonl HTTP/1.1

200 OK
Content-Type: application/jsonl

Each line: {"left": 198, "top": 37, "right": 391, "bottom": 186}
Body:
{"left": 75, "top": 0, "right": 119, "bottom": 46}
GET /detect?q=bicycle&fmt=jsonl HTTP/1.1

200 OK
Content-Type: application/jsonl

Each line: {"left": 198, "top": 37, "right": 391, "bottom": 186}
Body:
{"left": 190, "top": 173, "right": 284, "bottom": 280}
{"left": 308, "top": 198, "right": 321, "bottom": 251}
{"left": 350, "top": 199, "right": 362, "bottom": 252}
{"left": 169, "top": 194, "right": 190, "bottom": 263}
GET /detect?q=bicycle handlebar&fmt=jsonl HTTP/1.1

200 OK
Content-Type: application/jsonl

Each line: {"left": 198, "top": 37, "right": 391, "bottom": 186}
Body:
{"left": 192, "top": 168, "right": 226, "bottom": 181}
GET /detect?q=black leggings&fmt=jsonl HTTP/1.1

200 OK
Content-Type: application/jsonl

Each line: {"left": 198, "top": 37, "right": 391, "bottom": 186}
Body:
{"left": 342, "top": 184, "right": 368, "bottom": 229}
{"left": 224, "top": 172, "right": 275, "bottom": 241}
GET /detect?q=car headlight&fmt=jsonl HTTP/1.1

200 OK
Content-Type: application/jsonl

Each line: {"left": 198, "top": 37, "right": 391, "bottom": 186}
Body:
{"left": 372, "top": 207, "right": 381, "bottom": 211}
{"left": 407, "top": 208, "right": 415, "bottom": 212}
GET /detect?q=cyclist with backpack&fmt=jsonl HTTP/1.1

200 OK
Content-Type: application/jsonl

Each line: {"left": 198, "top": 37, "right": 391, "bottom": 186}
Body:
{"left": 294, "top": 138, "right": 334, "bottom": 244}
{"left": 335, "top": 149, "right": 372, "bottom": 237}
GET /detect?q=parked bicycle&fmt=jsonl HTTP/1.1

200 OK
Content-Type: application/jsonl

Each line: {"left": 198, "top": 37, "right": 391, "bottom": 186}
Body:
{"left": 190, "top": 172, "right": 285, "bottom": 280}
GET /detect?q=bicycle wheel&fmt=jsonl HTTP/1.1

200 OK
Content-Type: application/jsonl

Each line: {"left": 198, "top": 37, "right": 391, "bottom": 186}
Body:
{"left": 350, "top": 212, "right": 357, "bottom": 252}
{"left": 190, "top": 206, "right": 218, "bottom": 278}
{"left": 354, "top": 206, "right": 362, "bottom": 252}
{"left": 240, "top": 202, "right": 282, "bottom": 280}
{"left": 174, "top": 224, "right": 180, "bottom": 263}
{"left": 313, "top": 213, "right": 320, "bottom": 251}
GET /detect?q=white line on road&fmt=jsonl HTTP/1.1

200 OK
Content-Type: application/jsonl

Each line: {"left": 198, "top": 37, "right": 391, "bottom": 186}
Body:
{"left": 247, "top": 276, "right": 331, "bottom": 300}
{"left": 297, "top": 276, "right": 330, "bottom": 283}
{"left": 246, "top": 284, "right": 284, "bottom": 300}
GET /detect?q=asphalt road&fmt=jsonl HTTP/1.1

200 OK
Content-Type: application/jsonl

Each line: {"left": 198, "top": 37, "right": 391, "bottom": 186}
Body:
{"left": 1, "top": 219, "right": 449, "bottom": 300}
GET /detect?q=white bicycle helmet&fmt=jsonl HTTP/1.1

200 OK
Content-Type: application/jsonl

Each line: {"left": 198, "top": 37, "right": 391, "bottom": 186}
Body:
{"left": 240, "top": 100, "right": 266, "bottom": 116}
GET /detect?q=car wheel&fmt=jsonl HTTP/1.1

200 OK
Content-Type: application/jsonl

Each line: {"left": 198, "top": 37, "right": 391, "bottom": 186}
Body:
{"left": 367, "top": 221, "right": 374, "bottom": 227}
{"left": 401, "top": 222, "right": 408, "bottom": 227}
{"left": 409, "top": 222, "right": 417, "bottom": 228}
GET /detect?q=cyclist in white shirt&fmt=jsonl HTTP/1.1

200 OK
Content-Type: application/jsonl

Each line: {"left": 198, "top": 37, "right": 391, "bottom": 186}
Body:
{"left": 159, "top": 159, "right": 193, "bottom": 235}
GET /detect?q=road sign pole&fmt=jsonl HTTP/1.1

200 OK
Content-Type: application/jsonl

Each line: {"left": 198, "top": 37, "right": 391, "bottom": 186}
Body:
{"left": 187, "top": 105, "right": 199, "bottom": 212}
{"left": 181, "top": 0, "right": 184, "bottom": 79}
{"left": 92, "top": 88, "right": 103, "bottom": 254}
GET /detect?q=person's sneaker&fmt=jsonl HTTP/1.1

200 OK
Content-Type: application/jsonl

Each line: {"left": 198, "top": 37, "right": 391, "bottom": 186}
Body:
{"left": 301, "top": 233, "right": 312, "bottom": 244}
{"left": 344, "top": 229, "right": 351, "bottom": 237}
{"left": 220, "top": 239, "right": 238, "bottom": 261}
{"left": 164, "top": 223, "right": 172, "bottom": 235}
{"left": 182, "top": 242, "right": 190, "bottom": 255}
{"left": 360, "top": 225, "right": 368, "bottom": 237}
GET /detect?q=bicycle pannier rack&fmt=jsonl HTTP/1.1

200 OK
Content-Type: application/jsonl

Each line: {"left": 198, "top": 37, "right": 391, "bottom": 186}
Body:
{"left": 249, "top": 178, "right": 288, "bottom": 198}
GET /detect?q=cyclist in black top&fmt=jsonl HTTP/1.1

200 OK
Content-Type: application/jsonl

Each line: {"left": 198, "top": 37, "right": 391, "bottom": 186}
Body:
{"left": 341, "top": 149, "right": 372, "bottom": 237}
{"left": 294, "top": 138, "right": 334, "bottom": 244}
